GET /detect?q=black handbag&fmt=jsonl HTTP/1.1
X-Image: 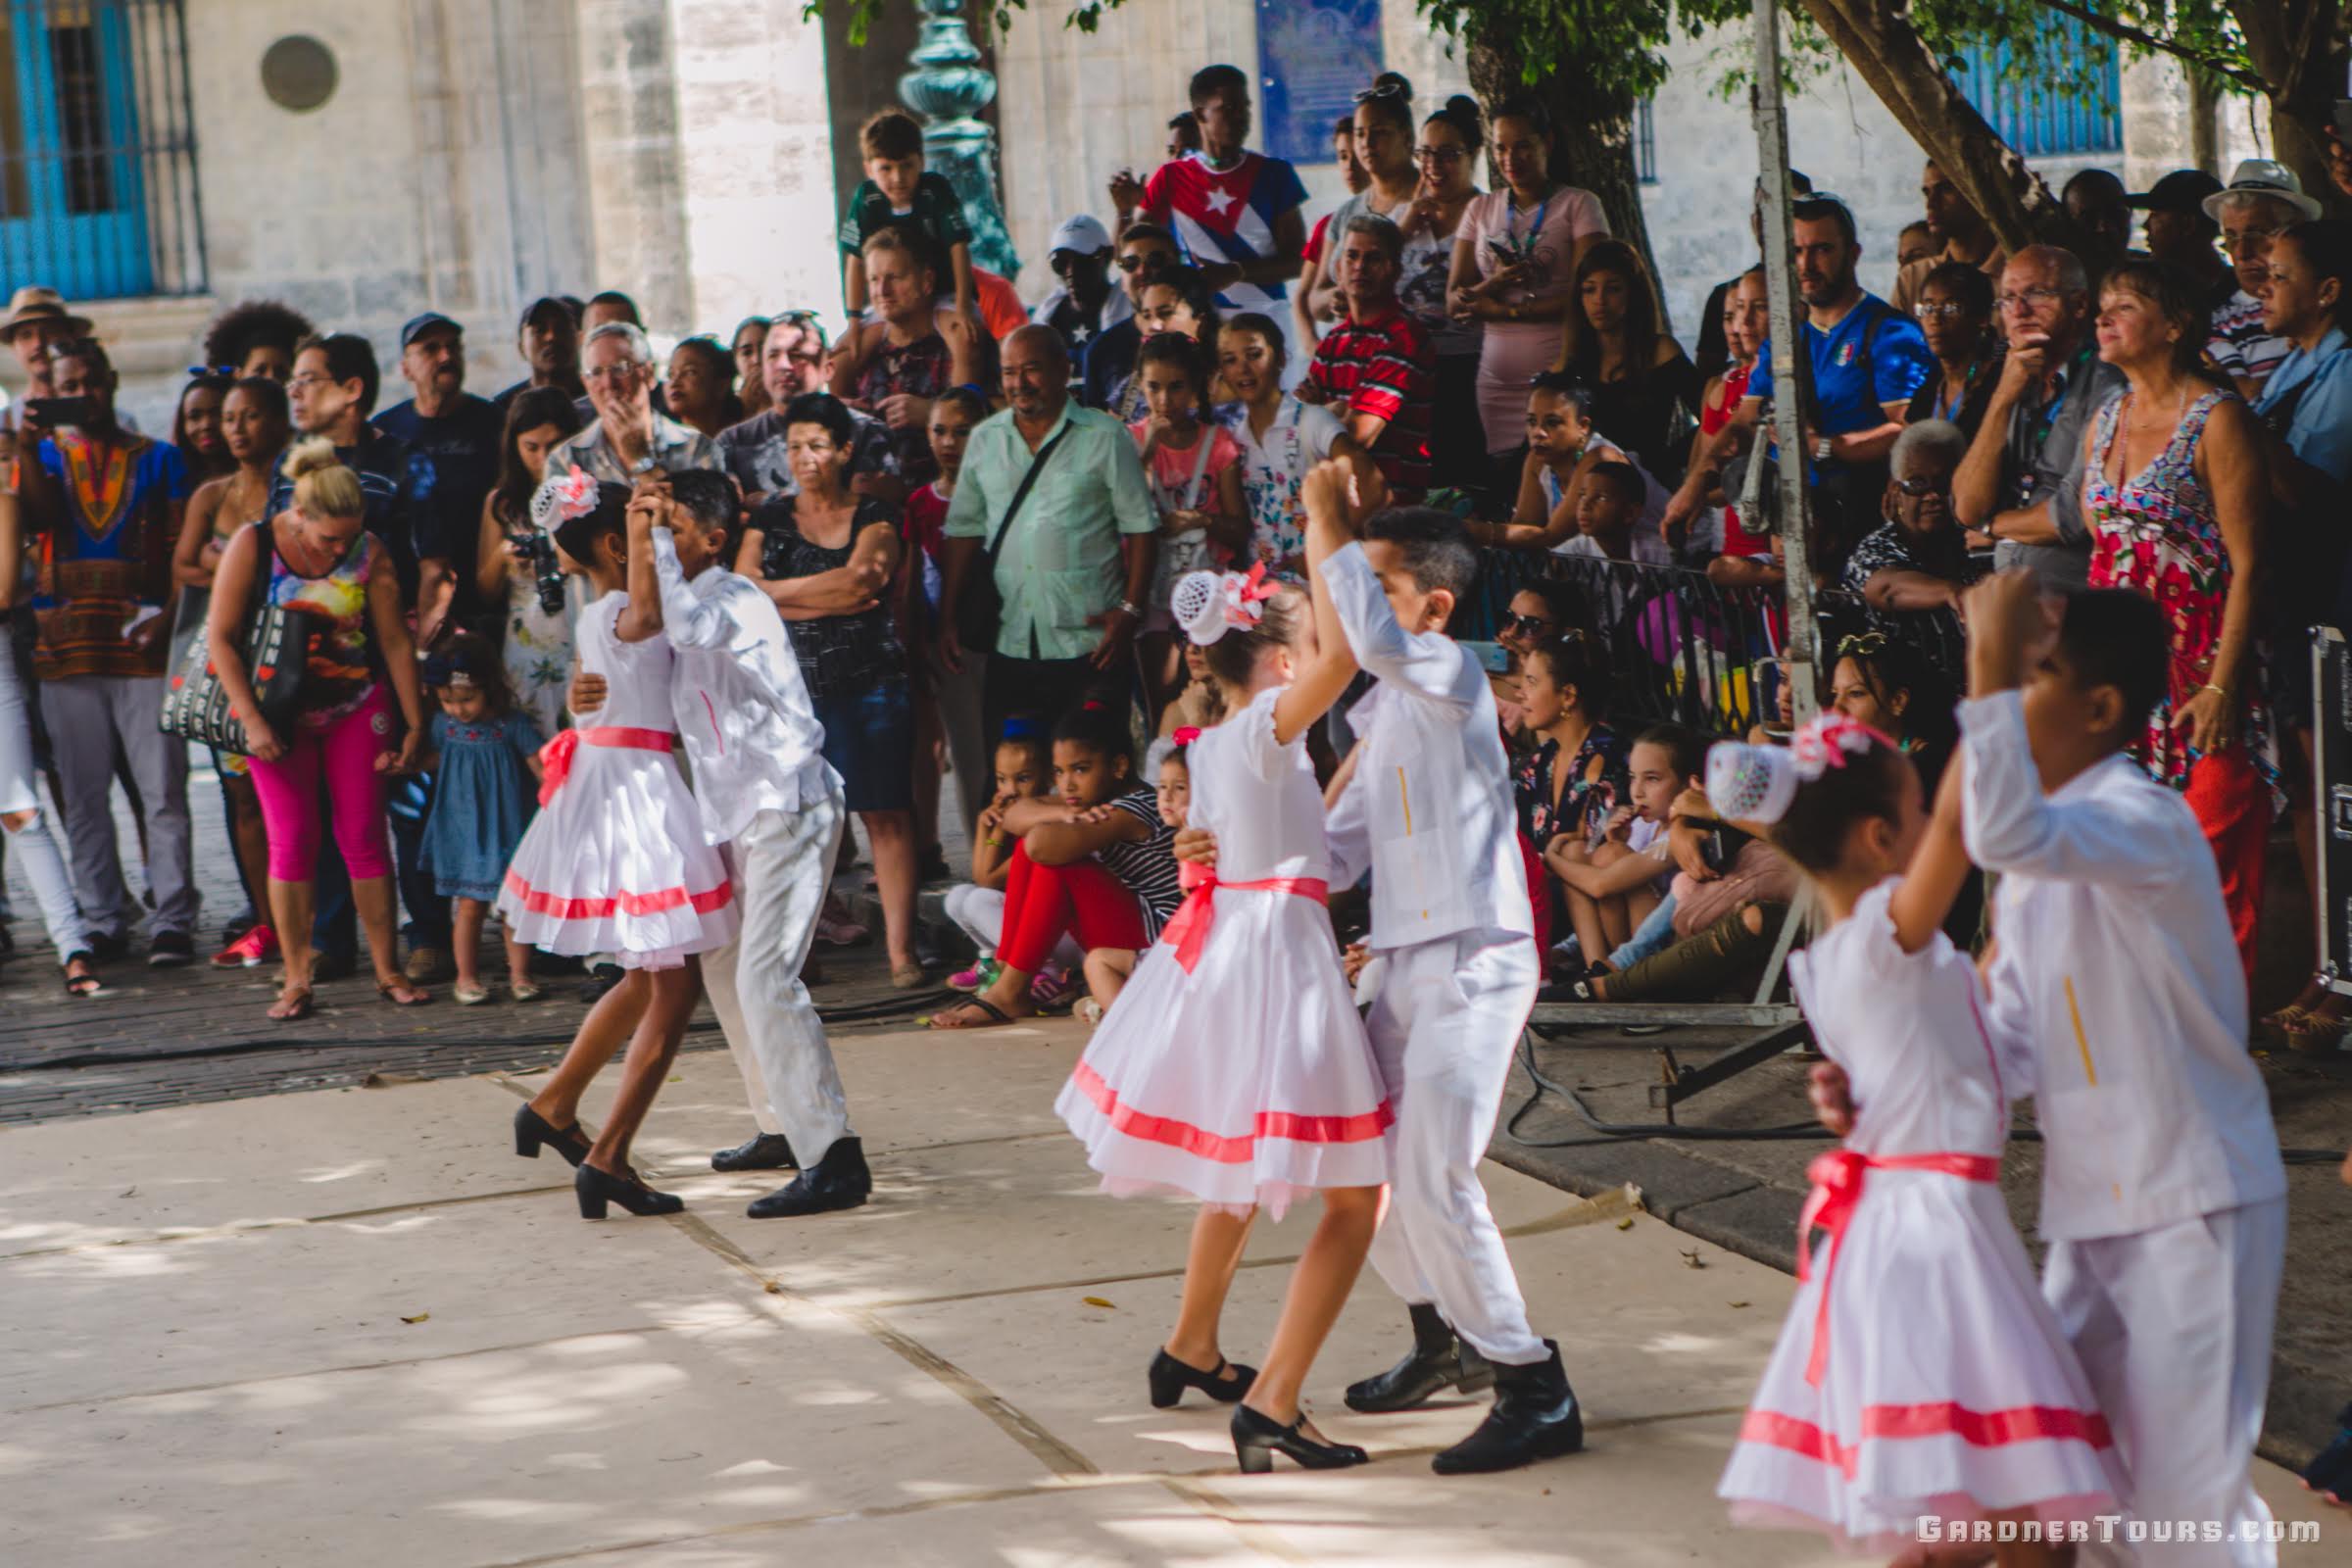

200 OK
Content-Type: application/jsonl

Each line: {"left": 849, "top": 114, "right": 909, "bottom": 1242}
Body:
{"left": 955, "top": 423, "right": 1072, "bottom": 654}
{"left": 159, "top": 524, "right": 312, "bottom": 755}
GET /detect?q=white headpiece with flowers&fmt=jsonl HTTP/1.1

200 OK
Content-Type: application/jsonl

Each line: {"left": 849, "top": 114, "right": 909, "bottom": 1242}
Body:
{"left": 1172, "top": 563, "right": 1281, "bottom": 646}
{"left": 1705, "top": 714, "right": 1889, "bottom": 825}
{"left": 529, "top": 465, "right": 600, "bottom": 534}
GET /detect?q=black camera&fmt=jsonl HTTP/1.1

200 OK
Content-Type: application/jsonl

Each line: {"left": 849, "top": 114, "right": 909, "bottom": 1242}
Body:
{"left": 514, "top": 529, "right": 565, "bottom": 616}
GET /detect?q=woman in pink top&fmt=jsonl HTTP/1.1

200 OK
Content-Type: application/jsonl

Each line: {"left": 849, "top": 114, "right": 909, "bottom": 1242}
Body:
{"left": 1449, "top": 93, "right": 1608, "bottom": 482}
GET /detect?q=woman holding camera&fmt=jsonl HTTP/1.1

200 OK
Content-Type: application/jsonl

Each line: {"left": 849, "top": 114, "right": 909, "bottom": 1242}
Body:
{"left": 475, "top": 387, "right": 586, "bottom": 737}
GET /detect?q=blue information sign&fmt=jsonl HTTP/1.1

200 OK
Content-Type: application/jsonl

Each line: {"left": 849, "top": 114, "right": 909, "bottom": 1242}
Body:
{"left": 1257, "top": 0, "right": 1386, "bottom": 168}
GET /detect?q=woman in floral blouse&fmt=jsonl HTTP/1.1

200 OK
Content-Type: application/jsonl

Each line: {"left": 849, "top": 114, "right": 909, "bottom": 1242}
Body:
{"left": 2081, "top": 260, "right": 2274, "bottom": 979}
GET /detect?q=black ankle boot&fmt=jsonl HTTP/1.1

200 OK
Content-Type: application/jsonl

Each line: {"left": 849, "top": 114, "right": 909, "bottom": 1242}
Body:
{"left": 710, "top": 1132, "right": 797, "bottom": 1172}
{"left": 1430, "top": 1340, "right": 1582, "bottom": 1474}
{"left": 746, "top": 1136, "right": 871, "bottom": 1218}
{"left": 1344, "top": 1302, "right": 1494, "bottom": 1413}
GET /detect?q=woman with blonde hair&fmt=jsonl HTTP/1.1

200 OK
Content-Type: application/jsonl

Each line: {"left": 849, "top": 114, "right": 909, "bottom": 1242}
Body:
{"left": 208, "top": 437, "right": 431, "bottom": 1020}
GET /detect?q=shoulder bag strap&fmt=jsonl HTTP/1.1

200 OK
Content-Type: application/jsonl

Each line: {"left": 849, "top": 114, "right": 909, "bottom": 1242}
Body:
{"left": 981, "top": 422, "right": 1075, "bottom": 564}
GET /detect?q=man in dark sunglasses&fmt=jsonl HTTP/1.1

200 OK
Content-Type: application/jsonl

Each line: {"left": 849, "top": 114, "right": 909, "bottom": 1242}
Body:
{"left": 1032, "top": 214, "right": 1130, "bottom": 383}
{"left": 1840, "top": 417, "right": 1983, "bottom": 623}
{"left": 1079, "top": 223, "right": 1182, "bottom": 411}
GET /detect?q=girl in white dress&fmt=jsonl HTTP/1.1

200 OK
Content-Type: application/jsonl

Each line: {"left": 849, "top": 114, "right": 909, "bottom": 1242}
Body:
{"left": 501, "top": 473, "right": 740, "bottom": 1221}
{"left": 1708, "top": 717, "right": 2122, "bottom": 1561}
{"left": 1056, "top": 482, "right": 1390, "bottom": 1474}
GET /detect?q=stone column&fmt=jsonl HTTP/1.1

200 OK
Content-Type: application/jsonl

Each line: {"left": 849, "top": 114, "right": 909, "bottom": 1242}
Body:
{"left": 570, "top": 0, "right": 693, "bottom": 325}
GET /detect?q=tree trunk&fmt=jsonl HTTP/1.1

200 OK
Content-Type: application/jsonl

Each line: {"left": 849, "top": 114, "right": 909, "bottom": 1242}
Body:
{"left": 2190, "top": 68, "right": 2223, "bottom": 175}
{"left": 2230, "top": 0, "right": 2352, "bottom": 220}
{"left": 1465, "top": 39, "right": 1664, "bottom": 326}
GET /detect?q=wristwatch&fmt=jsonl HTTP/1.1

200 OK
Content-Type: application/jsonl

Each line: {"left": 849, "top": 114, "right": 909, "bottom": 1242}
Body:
{"left": 1811, "top": 436, "right": 1833, "bottom": 464}
{"left": 1117, "top": 599, "right": 1141, "bottom": 618}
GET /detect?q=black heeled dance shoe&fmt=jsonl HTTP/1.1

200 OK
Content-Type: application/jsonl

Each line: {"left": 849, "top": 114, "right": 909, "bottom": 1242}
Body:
{"left": 574, "top": 1161, "right": 684, "bottom": 1219}
{"left": 514, "top": 1104, "right": 593, "bottom": 1167}
{"left": 1231, "top": 1404, "right": 1369, "bottom": 1474}
{"left": 1148, "top": 1348, "right": 1257, "bottom": 1408}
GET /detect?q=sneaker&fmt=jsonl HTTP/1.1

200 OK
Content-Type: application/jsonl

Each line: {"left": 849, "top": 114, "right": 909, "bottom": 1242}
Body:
{"left": 212, "top": 925, "right": 278, "bottom": 968}
{"left": 1029, "top": 965, "right": 1080, "bottom": 1012}
{"left": 948, "top": 957, "right": 999, "bottom": 993}
{"left": 146, "top": 930, "right": 195, "bottom": 968}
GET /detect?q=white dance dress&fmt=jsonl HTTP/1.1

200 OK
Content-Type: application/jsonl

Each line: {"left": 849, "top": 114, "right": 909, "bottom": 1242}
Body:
{"left": 1054, "top": 687, "right": 1392, "bottom": 1218}
{"left": 1718, "top": 879, "right": 2123, "bottom": 1553}
{"left": 496, "top": 596, "right": 738, "bottom": 970}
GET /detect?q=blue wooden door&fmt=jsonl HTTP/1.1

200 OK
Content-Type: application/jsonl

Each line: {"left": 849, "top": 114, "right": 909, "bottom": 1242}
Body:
{"left": 0, "top": 0, "right": 150, "bottom": 299}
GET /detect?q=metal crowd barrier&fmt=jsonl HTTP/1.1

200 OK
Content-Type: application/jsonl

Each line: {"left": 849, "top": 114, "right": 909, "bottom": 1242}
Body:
{"left": 1457, "top": 549, "right": 1966, "bottom": 741}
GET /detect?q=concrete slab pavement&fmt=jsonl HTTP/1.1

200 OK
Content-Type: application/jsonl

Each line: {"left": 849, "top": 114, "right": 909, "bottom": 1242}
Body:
{"left": 1, "top": 1019, "right": 2335, "bottom": 1566}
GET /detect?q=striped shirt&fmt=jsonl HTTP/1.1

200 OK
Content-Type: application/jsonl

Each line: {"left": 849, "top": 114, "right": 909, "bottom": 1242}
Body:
{"left": 1304, "top": 306, "right": 1434, "bottom": 499}
{"left": 2208, "top": 287, "right": 2288, "bottom": 391}
{"left": 1097, "top": 786, "right": 1184, "bottom": 941}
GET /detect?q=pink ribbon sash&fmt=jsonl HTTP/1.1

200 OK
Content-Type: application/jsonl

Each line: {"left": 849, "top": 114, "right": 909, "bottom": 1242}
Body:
{"left": 1796, "top": 1148, "right": 2000, "bottom": 1386}
{"left": 1158, "top": 860, "right": 1330, "bottom": 975}
{"left": 537, "top": 725, "right": 676, "bottom": 806}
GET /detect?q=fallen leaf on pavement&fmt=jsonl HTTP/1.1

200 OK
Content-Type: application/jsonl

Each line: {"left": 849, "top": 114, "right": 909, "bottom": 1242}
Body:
{"left": 1615, "top": 1217, "right": 1635, "bottom": 1231}
{"left": 400, "top": 1312, "right": 430, "bottom": 1324}
{"left": 1729, "top": 1300, "right": 1750, "bottom": 1309}
{"left": 1081, "top": 1296, "right": 1116, "bottom": 1308}
{"left": 1681, "top": 1250, "right": 1706, "bottom": 1269}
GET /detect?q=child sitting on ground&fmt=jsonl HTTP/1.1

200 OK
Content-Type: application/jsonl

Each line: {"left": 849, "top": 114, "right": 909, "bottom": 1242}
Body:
{"left": 1544, "top": 724, "right": 1704, "bottom": 984}
{"left": 942, "top": 718, "right": 1073, "bottom": 994}
{"left": 929, "top": 701, "right": 1184, "bottom": 1030}
{"left": 417, "top": 629, "right": 544, "bottom": 1004}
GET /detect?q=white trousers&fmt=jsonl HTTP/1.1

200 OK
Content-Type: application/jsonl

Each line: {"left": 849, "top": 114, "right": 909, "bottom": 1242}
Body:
{"left": 702, "top": 789, "right": 854, "bottom": 1160}
{"left": 0, "top": 639, "right": 85, "bottom": 955}
{"left": 1363, "top": 926, "right": 1548, "bottom": 1365}
{"left": 38, "top": 671, "right": 194, "bottom": 939}
{"left": 2044, "top": 1197, "right": 2286, "bottom": 1567}
{"left": 941, "top": 881, "right": 1081, "bottom": 970}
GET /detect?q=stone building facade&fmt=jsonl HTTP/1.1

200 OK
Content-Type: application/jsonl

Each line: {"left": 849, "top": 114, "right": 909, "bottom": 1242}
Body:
{"left": 27, "top": 1, "right": 2272, "bottom": 428}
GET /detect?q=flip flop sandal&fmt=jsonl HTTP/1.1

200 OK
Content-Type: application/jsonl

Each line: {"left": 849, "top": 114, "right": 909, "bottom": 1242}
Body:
{"left": 378, "top": 979, "right": 432, "bottom": 1007}
{"left": 268, "top": 988, "right": 315, "bottom": 1022}
{"left": 62, "top": 956, "right": 104, "bottom": 998}
{"left": 927, "top": 995, "right": 1012, "bottom": 1030}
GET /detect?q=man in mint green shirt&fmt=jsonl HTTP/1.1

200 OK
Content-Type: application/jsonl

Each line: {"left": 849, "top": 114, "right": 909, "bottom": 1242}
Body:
{"left": 941, "top": 324, "right": 1157, "bottom": 743}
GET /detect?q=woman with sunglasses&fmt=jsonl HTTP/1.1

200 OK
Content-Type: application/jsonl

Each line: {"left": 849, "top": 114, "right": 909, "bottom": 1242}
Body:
{"left": 1301, "top": 80, "right": 1421, "bottom": 337}
{"left": 1395, "top": 97, "right": 1487, "bottom": 496}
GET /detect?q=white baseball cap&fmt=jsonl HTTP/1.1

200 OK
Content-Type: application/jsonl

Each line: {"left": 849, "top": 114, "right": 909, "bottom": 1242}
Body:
{"left": 1048, "top": 215, "right": 1113, "bottom": 257}
{"left": 2202, "top": 159, "right": 2322, "bottom": 223}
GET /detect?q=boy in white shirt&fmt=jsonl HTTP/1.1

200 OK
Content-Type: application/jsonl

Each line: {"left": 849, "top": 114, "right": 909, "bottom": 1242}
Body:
{"left": 607, "top": 471, "right": 871, "bottom": 1218}
{"left": 1313, "top": 483, "right": 1584, "bottom": 1475}
{"left": 1820, "top": 572, "right": 2285, "bottom": 1563}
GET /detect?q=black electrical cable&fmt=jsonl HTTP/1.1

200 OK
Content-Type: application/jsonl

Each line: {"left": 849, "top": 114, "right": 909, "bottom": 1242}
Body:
{"left": 1507, "top": 1027, "right": 2348, "bottom": 1165}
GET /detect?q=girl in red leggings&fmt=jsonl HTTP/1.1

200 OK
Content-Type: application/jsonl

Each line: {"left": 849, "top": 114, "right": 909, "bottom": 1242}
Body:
{"left": 931, "top": 702, "right": 1182, "bottom": 1029}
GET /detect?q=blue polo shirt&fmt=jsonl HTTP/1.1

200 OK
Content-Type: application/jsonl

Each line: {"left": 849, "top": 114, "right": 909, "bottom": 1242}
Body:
{"left": 2256, "top": 325, "right": 2352, "bottom": 484}
{"left": 1747, "top": 292, "right": 1934, "bottom": 441}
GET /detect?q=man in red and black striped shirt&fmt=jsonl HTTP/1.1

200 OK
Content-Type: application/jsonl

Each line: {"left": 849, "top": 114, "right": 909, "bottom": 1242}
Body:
{"left": 1301, "top": 215, "right": 1434, "bottom": 500}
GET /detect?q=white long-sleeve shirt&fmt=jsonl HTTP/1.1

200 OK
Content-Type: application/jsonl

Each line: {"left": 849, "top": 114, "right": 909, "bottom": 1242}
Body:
{"left": 650, "top": 527, "right": 835, "bottom": 845}
{"left": 1962, "top": 691, "right": 2284, "bottom": 1242}
{"left": 1323, "top": 541, "right": 1533, "bottom": 950}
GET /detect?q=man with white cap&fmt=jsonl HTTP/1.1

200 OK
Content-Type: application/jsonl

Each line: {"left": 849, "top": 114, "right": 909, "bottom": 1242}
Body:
{"left": 2205, "top": 158, "right": 2322, "bottom": 399}
{"left": 1030, "top": 215, "right": 1130, "bottom": 382}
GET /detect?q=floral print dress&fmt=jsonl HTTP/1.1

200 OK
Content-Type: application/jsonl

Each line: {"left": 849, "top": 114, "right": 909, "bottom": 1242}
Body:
{"left": 1513, "top": 723, "right": 1625, "bottom": 847}
{"left": 2083, "top": 386, "right": 2282, "bottom": 810}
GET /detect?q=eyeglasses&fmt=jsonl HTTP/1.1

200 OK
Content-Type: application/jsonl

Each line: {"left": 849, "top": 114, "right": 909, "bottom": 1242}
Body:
{"left": 1049, "top": 251, "right": 1095, "bottom": 274}
{"left": 1353, "top": 81, "right": 1406, "bottom": 104}
{"left": 186, "top": 364, "right": 235, "bottom": 378}
{"left": 1995, "top": 287, "right": 2065, "bottom": 314}
{"left": 1116, "top": 252, "right": 1174, "bottom": 273}
{"left": 1893, "top": 475, "right": 1950, "bottom": 498}
{"left": 287, "top": 372, "right": 331, "bottom": 390}
{"left": 1835, "top": 631, "right": 1888, "bottom": 659}
{"left": 1413, "top": 145, "right": 1466, "bottom": 164}
{"left": 2220, "top": 227, "right": 2282, "bottom": 253}
{"left": 582, "top": 362, "right": 643, "bottom": 382}
{"left": 1503, "top": 612, "right": 1553, "bottom": 635}
{"left": 1912, "top": 302, "right": 1972, "bottom": 320}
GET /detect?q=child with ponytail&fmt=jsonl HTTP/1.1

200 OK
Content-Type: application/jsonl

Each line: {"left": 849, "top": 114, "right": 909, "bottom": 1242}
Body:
{"left": 1709, "top": 715, "right": 2119, "bottom": 1560}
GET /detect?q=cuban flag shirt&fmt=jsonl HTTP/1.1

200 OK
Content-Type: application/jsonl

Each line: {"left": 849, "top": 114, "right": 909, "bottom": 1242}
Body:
{"left": 1143, "top": 148, "right": 1308, "bottom": 315}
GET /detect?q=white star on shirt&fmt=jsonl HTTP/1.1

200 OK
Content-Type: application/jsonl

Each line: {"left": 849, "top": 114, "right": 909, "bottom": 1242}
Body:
{"left": 1202, "top": 184, "right": 1237, "bottom": 218}
{"left": 1071, "top": 324, "right": 1092, "bottom": 346}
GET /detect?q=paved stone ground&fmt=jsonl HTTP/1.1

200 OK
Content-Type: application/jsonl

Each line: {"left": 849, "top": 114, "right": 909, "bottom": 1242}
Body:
{"left": 8, "top": 761, "right": 2348, "bottom": 1497}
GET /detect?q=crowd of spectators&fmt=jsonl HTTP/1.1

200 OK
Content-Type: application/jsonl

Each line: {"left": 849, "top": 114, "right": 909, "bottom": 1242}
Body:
{"left": 5, "top": 59, "right": 2352, "bottom": 1046}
